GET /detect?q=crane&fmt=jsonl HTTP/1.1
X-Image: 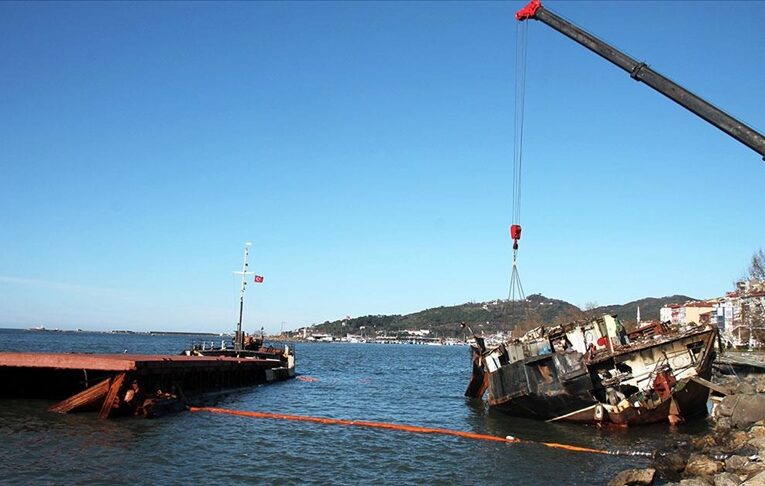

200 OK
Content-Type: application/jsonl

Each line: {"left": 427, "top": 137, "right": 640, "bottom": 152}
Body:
{"left": 515, "top": 0, "right": 765, "bottom": 160}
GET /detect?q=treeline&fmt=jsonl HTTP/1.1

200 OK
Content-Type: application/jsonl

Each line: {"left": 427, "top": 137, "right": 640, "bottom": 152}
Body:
{"left": 303, "top": 293, "right": 694, "bottom": 339}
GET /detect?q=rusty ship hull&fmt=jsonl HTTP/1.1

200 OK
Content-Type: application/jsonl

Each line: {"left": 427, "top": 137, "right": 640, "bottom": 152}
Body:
{"left": 467, "top": 318, "right": 717, "bottom": 426}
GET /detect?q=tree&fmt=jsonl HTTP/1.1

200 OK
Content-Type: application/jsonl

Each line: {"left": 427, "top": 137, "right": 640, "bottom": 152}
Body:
{"left": 583, "top": 300, "right": 600, "bottom": 319}
{"left": 747, "top": 249, "right": 765, "bottom": 280}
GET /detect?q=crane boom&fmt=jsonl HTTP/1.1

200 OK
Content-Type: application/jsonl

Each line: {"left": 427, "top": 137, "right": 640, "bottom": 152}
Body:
{"left": 516, "top": 0, "right": 765, "bottom": 160}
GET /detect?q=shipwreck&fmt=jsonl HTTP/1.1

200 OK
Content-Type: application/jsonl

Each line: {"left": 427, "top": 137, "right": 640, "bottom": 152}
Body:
{"left": 466, "top": 316, "right": 718, "bottom": 426}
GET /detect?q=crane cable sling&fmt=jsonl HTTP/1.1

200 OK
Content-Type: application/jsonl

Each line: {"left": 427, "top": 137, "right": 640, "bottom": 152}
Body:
{"left": 189, "top": 406, "right": 652, "bottom": 457}
{"left": 508, "top": 20, "right": 529, "bottom": 330}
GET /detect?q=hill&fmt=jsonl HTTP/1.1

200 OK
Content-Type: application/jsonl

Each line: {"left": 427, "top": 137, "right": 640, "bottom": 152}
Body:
{"left": 299, "top": 294, "right": 696, "bottom": 339}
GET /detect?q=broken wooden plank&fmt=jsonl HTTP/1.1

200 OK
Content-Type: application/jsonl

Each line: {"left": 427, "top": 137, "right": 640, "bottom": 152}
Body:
{"left": 49, "top": 377, "right": 112, "bottom": 414}
{"left": 99, "top": 373, "right": 127, "bottom": 419}
{"left": 690, "top": 375, "right": 731, "bottom": 396}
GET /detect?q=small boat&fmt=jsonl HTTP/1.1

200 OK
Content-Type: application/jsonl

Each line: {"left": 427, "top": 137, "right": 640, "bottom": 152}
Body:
{"left": 183, "top": 243, "right": 295, "bottom": 382}
{"left": 465, "top": 316, "right": 718, "bottom": 426}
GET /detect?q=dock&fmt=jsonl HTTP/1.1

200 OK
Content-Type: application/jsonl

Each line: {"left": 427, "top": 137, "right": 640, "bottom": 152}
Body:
{"left": 0, "top": 352, "right": 293, "bottom": 418}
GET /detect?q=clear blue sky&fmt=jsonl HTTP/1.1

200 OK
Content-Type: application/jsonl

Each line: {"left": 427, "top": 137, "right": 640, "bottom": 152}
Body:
{"left": 1, "top": 1, "right": 763, "bottom": 333}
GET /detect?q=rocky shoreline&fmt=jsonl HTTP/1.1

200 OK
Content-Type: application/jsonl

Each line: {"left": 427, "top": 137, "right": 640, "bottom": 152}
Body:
{"left": 609, "top": 375, "right": 765, "bottom": 486}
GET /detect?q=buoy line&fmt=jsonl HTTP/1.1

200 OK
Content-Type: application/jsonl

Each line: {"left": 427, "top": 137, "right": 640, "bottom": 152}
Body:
{"left": 189, "top": 406, "right": 653, "bottom": 457}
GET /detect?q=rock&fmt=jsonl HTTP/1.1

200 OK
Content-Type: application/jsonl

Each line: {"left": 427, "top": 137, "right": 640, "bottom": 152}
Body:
{"left": 725, "top": 455, "right": 750, "bottom": 472}
{"left": 717, "top": 418, "right": 734, "bottom": 433}
{"left": 750, "top": 426, "right": 765, "bottom": 439}
{"left": 716, "top": 395, "right": 765, "bottom": 429}
{"left": 693, "top": 435, "right": 719, "bottom": 451}
{"left": 655, "top": 452, "right": 688, "bottom": 481}
{"left": 715, "top": 472, "right": 742, "bottom": 486}
{"left": 727, "top": 433, "right": 753, "bottom": 452}
{"left": 716, "top": 472, "right": 743, "bottom": 486}
{"left": 748, "top": 437, "right": 765, "bottom": 452}
{"left": 741, "top": 469, "right": 765, "bottom": 485}
{"left": 686, "top": 454, "right": 723, "bottom": 476}
{"left": 680, "top": 478, "right": 714, "bottom": 486}
{"left": 736, "top": 383, "right": 756, "bottom": 395}
{"left": 740, "top": 464, "right": 765, "bottom": 482}
{"left": 608, "top": 468, "right": 656, "bottom": 486}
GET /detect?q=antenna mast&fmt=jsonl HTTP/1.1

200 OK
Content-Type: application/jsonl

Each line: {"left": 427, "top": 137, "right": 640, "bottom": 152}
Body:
{"left": 233, "top": 242, "right": 253, "bottom": 351}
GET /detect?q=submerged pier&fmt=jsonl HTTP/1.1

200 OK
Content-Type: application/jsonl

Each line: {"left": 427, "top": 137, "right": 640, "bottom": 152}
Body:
{"left": 0, "top": 352, "right": 293, "bottom": 418}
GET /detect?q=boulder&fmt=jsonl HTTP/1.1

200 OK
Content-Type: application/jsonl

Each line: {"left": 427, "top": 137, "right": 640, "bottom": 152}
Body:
{"left": 740, "top": 465, "right": 765, "bottom": 482}
{"left": 750, "top": 426, "right": 765, "bottom": 439}
{"left": 715, "top": 395, "right": 765, "bottom": 429}
{"left": 686, "top": 454, "right": 722, "bottom": 476}
{"left": 748, "top": 437, "right": 765, "bottom": 453}
{"left": 717, "top": 418, "right": 734, "bottom": 433}
{"left": 680, "top": 478, "right": 714, "bottom": 486}
{"left": 608, "top": 468, "right": 656, "bottom": 486}
{"left": 714, "top": 472, "right": 742, "bottom": 486}
{"left": 727, "top": 433, "right": 753, "bottom": 452}
{"left": 693, "top": 435, "right": 719, "bottom": 451}
{"left": 654, "top": 452, "right": 688, "bottom": 481}
{"left": 725, "top": 455, "right": 749, "bottom": 472}
{"left": 741, "top": 469, "right": 765, "bottom": 486}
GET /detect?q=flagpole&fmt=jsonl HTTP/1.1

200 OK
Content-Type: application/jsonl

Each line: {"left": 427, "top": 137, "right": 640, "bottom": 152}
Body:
{"left": 234, "top": 242, "right": 253, "bottom": 352}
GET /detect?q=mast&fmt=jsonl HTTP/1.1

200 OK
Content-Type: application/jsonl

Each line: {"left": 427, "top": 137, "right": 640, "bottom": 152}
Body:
{"left": 233, "top": 242, "right": 253, "bottom": 351}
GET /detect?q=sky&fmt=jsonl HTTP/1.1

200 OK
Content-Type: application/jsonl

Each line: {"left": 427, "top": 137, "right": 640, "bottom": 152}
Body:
{"left": 1, "top": 1, "right": 763, "bottom": 333}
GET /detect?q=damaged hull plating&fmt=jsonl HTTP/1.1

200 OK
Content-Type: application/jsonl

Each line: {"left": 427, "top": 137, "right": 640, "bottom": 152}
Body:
{"left": 467, "top": 318, "right": 717, "bottom": 426}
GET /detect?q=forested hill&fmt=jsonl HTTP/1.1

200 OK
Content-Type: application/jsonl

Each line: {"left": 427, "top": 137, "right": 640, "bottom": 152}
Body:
{"left": 304, "top": 294, "right": 695, "bottom": 338}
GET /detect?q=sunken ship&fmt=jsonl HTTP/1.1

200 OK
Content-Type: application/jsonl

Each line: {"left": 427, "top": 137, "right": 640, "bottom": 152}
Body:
{"left": 466, "top": 316, "right": 718, "bottom": 426}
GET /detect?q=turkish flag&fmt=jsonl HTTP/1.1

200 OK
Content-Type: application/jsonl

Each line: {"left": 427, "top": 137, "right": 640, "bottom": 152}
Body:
{"left": 254, "top": 275, "right": 264, "bottom": 283}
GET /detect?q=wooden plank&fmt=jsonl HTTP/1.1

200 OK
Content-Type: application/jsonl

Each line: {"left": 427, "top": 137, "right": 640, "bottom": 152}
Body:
{"left": 0, "top": 352, "right": 276, "bottom": 372}
{"left": 99, "top": 373, "right": 127, "bottom": 419}
{"left": 690, "top": 376, "right": 731, "bottom": 396}
{"left": 49, "top": 377, "right": 112, "bottom": 413}
{"left": 0, "top": 353, "right": 137, "bottom": 371}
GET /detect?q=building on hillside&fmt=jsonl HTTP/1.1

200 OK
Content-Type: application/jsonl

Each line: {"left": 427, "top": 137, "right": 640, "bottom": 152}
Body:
{"left": 675, "top": 279, "right": 765, "bottom": 349}
{"left": 659, "top": 304, "right": 684, "bottom": 326}
{"left": 659, "top": 301, "right": 714, "bottom": 326}
{"left": 718, "top": 280, "right": 765, "bottom": 348}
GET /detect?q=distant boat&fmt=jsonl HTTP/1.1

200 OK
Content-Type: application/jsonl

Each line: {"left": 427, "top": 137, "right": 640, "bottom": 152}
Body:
{"left": 27, "top": 325, "right": 46, "bottom": 331}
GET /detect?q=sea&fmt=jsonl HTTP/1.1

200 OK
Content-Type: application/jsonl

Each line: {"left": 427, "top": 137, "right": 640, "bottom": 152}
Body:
{"left": 0, "top": 328, "right": 708, "bottom": 485}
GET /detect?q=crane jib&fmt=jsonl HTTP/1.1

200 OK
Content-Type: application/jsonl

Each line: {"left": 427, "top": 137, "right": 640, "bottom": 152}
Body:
{"left": 514, "top": 0, "right": 765, "bottom": 160}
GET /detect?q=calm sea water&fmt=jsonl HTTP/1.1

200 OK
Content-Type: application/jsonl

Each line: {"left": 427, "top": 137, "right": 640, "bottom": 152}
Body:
{"left": 0, "top": 328, "right": 706, "bottom": 485}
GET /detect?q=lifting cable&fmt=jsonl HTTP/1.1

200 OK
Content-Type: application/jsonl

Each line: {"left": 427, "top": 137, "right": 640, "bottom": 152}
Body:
{"left": 189, "top": 406, "right": 653, "bottom": 457}
{"left": 508, "top": 20, "right": 529, "bottom": 324}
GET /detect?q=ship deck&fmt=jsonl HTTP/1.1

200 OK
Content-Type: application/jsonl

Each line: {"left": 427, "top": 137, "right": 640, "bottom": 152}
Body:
{"left": 0, "top": 351, "right": 291, "bottom": 418}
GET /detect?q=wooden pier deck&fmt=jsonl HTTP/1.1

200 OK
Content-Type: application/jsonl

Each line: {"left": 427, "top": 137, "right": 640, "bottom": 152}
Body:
{"left": 0, "top": 351, "right": 292, "bottom": 418}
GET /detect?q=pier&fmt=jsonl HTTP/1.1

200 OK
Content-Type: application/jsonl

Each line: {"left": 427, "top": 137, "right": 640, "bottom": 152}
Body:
{"left": 0, "top": 352, "right": 293, "bottom": 418}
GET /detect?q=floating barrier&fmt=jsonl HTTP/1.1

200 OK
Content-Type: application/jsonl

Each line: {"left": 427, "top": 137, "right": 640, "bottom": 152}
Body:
{"left": 188, "top": 406, "right": 653, "bottom": 457}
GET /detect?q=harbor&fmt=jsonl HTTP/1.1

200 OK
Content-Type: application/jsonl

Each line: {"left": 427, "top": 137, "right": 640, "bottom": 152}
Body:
{"left": 1, "top": 0, "right": 764, "bottom": 484}
{"left": 0, "top": 329, "right": 682, "bottom": 484}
